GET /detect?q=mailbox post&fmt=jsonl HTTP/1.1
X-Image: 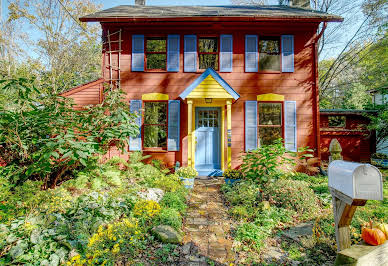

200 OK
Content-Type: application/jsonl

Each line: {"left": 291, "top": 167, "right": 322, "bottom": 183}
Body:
{"left": 328, "top": 160, "right": 383, "bottom": 251}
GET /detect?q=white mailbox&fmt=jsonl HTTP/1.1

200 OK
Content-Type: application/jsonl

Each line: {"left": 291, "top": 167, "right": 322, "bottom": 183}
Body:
{"left": 328, "top": 160, "right": 383, "bottom": 201}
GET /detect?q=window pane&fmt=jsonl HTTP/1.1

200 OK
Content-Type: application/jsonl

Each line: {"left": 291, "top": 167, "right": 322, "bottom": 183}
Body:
{"left": 144, "top": 125, "right": 167, "bottom": 148}
{"left": 146, "top": 54, "right": 166, "bottom": 70}
{"left": 146, "top": 37, "right": 166, "bottom": 52}
{"left": 259, "top": 38, "right": 280, "bottom": 71}
{"left": 144, "top": 102, "right": 167, "bottom": 124}
{"left": 259, "top": 127, "right": 282, "bottom": 146}
{"left": 259, "top": 103, "right": 282, "bottom": 125}
{"left": 199, "top": 38, "right": 218, "bottom": 52}
{"left": 199, "top": 54, "right": 219, "bottom": 70}
{"left": 328, "top": 116, "right": 346, "bottom": 127}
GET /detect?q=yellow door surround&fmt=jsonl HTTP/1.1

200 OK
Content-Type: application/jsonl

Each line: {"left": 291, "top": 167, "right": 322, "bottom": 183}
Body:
{"left": 180, "top": 68, "right": 240, "bottom": 172}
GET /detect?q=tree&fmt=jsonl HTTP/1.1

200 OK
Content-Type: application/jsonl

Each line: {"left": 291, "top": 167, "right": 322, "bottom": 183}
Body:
{"left": 6, "top": 0, "right": 102, "bottom": 93}
{"left": 0, "top": 78, "right": 139, "bottom": 188}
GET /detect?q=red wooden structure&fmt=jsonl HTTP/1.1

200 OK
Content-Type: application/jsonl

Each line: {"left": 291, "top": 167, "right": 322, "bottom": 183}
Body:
{"left": 320, "top": 109, "right": 376, "bottom": 162}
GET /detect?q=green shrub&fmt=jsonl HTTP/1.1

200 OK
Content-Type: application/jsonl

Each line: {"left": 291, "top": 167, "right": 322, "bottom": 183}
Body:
{"left": 222, "top": 180, "right": 260, "bottom": 207}
{"left": 160, "top": 191, "right": 187, "bottom": 214}
{"left": 155, "top": 208, "right": 182, "bottom": 230}
{"left": 240, "top": 139, "right": 293, "bottom": 183}
{"left": 263, "top": 179, "right": 320, "bottom": 220}
{"left": 0, "top": 78, "right": 139, "bottom": 187}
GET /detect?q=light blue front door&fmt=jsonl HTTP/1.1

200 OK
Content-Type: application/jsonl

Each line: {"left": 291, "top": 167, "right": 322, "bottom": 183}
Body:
{"left": 195, "top": 107, "right": 221, "bottom": 176}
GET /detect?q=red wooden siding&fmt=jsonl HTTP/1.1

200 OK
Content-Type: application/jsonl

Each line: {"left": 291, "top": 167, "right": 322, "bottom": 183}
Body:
{"left": 320, "top": 111, "right": 376, "bottom": 162}
{"left": 60, "top": 78, "right": 104, "bottom": 109}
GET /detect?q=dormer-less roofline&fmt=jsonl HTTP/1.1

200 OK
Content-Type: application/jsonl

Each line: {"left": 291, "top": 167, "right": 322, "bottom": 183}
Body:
{"left": 79, "top": 5, "right": 343, "bottom": 23}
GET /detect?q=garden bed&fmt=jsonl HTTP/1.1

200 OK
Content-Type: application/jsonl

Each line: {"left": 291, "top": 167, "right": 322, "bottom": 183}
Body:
{"left": 220, "top": 171, "right": 388, "bottom": 265}
{"left": 0, "top": 154, "right": 189, "bottom": 265}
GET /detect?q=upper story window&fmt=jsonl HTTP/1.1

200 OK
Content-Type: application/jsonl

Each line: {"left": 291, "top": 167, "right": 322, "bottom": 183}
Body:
{"left": 146, "top": 37, "right": 167, "bottom": 70}
{"left": 198, "top": 37, "right": 219, "bottom": 70}
{"left": 245, "top": 35, "right": 294, "bottom": 73}
{"left": 259, "top": 37, "right": 280, "bottom": 72}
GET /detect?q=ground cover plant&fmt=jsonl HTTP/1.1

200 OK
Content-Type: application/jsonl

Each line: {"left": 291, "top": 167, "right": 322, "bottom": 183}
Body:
{"left": 0, "top": 153, "right": 187, "bottom": 265}
{"left": 222, "top": 142, "right": 388, "bottom": 264}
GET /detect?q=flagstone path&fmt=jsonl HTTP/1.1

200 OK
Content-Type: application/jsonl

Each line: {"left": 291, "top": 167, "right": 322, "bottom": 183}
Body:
{"left": 179, "top": 178, "right": 236, "bottom": 265}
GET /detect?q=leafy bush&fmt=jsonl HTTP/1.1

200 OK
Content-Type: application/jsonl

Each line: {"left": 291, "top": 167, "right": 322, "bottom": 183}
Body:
{"left": 155, "top": 208, "right": 182, "bottom": 230}
{"left": 223, "top": 169, "right": 243, "bottom": 179}
{"left": 160, "top": 190, "right": 187, "bottom": 214}
{"left": 0, "top": 78, "right": 139, "bottom": 187}
{"left": 85, "top": 218, "right": 145, "bottom": 265}
{"left": 263, "top": 179, "right": 320, "bottom": 220}
{"left": 240, "top": 139, "right": 293, "bottom": 183}
{"left": 222, "top": 181, "right": 260, "bottom": 208}
{"left": 176, "top": 166, "right": 198, "bottom": 179}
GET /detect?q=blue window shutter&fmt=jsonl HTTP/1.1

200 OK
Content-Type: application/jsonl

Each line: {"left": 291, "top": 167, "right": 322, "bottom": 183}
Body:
{"left": 220, "top": 34, "right": 233, "bottom": 72}
{"left": 168, "top": 100, "right": 180, "bottom": 151}
{"left": 132, "top": 35, "right": 144, "bottom": 71}
{"left": 129, "top": 100, "right": 142, "bottom": 151}
{"left": 281, "top": 35, "right": 294, "bottom": 72}
{"left": 284, "top": 101, "right": 297, "bottom": 152}
{"left": 245, "top": 35, "right": 258, "bottom": 72}
{"left": 167, "top": 35, "right": 180, "bottom": 72}
{"left": 245, "top": 101, "right": 258, "bottom": 151}
{"left": 184, "top": 35, "right": 197, "bottom": 72}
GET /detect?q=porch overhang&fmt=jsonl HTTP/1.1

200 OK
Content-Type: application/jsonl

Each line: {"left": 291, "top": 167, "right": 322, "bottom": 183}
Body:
{"left": 179, "top": 68, "right": 240, "bottom": 100}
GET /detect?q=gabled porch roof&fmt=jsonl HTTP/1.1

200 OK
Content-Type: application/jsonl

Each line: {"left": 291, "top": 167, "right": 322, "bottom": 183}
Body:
{"left": 179, "top": 68, "right": 240, "bottom": 100}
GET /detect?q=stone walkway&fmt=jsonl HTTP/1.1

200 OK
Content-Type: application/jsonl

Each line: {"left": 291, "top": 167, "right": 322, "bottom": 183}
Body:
{"left": 179, "top": 178, "right": 235, "bottom": 265}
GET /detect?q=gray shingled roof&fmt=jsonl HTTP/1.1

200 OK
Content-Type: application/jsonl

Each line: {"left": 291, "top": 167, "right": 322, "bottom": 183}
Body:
{"left": 80, "top": 5, "right": 343, "bottom": 22}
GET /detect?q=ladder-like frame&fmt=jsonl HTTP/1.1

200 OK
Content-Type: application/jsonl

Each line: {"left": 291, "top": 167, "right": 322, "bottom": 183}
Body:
{"left": 103, "top": 29, "right": 122, "bottom": 88}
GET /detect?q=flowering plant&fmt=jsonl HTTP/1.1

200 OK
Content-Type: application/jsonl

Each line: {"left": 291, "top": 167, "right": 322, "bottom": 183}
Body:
{"left": 133, "top": 200, "right": 161, "bottom": 218}
{"left": 80, "top": 218, "right": 144, "bottom": 265}
{"left": 176, "top": 167, "right": 198, "bottom": 179}
{"left": 223, "top": 169, "right": 243, "bottom": 179}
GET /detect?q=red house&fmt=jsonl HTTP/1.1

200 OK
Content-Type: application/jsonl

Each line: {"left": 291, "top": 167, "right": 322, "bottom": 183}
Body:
{"left": 62, "top": 2, "right": 342, "bottom": 175}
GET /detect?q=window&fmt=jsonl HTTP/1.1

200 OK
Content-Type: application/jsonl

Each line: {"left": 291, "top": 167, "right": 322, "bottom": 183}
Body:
{"left": 258, "top": 102, "right": 283, "bottom": 146}
{"left": 143, "top": 101, "right": 168, "bottom": 149}
{"left": 259, "top": 37, "right": 280, "bottom": 72}
{"left": 146, "top": 37, "right": 167, "bottom": 70}
{"left": 328, "top": 116, "right": 346, "bottom": 128}
{"left": 199, "top": 37, "right": 218, "bottom": 70}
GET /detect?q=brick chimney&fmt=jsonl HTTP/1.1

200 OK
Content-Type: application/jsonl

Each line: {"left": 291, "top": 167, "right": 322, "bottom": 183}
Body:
{"left": 135, "top": 0, "right": 145, "bottom": 5}
{"left": 288, "top": 0, "right": 311, "bottom": 8}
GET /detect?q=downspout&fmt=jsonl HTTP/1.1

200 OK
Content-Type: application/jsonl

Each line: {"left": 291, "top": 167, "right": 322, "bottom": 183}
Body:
{"left": 311, "top": 22, "right": 327, "bottom": 161}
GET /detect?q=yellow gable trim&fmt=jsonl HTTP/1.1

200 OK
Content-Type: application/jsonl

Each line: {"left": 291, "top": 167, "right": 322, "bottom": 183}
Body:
{"left": 142, "top": 93, "right": 169, "bottom": 101}
{"left": 187, "top": 76, "right": 234, "bottom": 99}
{"left": 257, "top": 93, "right": 285, "bottom": 102}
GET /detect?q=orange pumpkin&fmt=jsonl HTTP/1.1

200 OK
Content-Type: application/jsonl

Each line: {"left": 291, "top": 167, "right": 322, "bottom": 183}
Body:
{"left": 361, "top": 221, "right": 386, "bottom": 246}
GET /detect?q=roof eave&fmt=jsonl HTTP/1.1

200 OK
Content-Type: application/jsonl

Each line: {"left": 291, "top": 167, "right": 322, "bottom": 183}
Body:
{"left": 79, "top": 16, "right": 343, "bottom": 23}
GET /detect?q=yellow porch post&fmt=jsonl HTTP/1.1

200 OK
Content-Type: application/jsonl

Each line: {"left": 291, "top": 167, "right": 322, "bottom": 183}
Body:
{"left": 187, "top": 100, "right": 193, "bottom": 167}
{"left": 226, "top": 100, "right": 232, "bottom": 169}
